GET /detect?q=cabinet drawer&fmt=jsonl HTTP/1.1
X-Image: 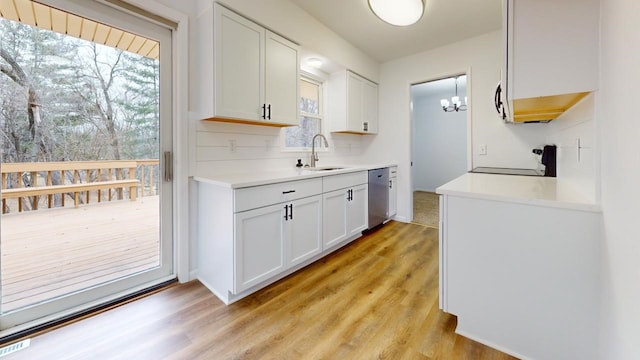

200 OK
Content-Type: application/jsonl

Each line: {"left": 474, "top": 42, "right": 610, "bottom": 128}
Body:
{"left": 234, "top": 178, "right": 322, "bottom": 212}
{"left": 323, "top": 171, "right": 367, "bottom": 193}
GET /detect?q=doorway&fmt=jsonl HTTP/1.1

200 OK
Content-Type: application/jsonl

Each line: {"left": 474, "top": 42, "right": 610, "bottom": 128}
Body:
{"left": 410, "top": 75, "right": 469, "bottom": 227}
{"left": 0, "top": 0, "right": 174, "bottom": 334}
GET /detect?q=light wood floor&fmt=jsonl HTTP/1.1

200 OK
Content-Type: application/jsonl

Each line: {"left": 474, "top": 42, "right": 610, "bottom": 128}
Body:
{"left": 1, "top": 197, "right": 160, "bottom": 311}
{"left": 3, "top": 221, "right": 516, "bottom": 359}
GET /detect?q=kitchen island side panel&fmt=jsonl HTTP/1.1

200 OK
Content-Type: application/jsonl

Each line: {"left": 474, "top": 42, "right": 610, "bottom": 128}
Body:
{"left": 444, "top": 195, "right": 601, "bottom": 360}
{"left": 197, "top": 182, "right": 235, "bottom": 303}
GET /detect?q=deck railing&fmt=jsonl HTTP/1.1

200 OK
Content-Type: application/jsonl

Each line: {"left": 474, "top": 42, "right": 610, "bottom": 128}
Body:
{"left": 1, "top": 159, "right": 160, "bottom": 214}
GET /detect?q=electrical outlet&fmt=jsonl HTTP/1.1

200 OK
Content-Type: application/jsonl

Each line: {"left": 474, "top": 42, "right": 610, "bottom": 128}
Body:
{"left": 479, "top": 144, "right": 487, "bottom": 155}
{"left": 229, "top": 140, "right": 236, "bottom": 153}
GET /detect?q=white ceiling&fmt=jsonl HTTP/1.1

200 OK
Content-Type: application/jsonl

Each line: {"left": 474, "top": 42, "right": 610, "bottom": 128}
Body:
{"left": 290, "top": 0, "right": 502, "bottom": 63}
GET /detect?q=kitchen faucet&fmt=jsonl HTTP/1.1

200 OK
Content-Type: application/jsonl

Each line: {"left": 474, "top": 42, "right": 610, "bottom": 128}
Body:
{"left": 310, "top": 133, "right": 328, "bottom": 168}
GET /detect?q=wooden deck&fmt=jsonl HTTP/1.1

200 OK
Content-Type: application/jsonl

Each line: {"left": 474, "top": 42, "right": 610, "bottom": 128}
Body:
{"left": 0, "top": 196, "right": 160, "bottom": 312}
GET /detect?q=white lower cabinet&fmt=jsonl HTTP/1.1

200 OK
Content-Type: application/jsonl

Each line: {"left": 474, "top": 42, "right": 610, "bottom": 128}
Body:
{"left": 197, "top": 170, "right": 369, "bottom": 304}
{"left": 439, "top": 194, "right": 601, "bottom": 359}
{"left": 388, "top": 167, "right": 397, "bottom": 218}
{"left": 323, "top": 182, "right": 368, "bottom": 248}
{"left": 347, "top": 185, "right": 368, "bottom": 237}
{"left": 287, "top": 195, "right": 323, "bottom": 267}
{"left": 234, "top": 194, "right": 323, "bottom": 293}
{"left": 322, "top": 189, "right": 348, "bottom": 248}
{"left": 234, "top": 204, "right": 286, "bottom": 293}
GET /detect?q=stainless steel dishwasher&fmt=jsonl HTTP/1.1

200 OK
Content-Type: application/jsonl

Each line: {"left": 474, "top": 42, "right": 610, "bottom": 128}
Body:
{"left": 368, "top": 167, "right": 389, "bottom": 230}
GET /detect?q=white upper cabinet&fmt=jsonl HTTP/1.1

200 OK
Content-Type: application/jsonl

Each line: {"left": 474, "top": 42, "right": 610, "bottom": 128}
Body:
{"left": 328, "top": 70, "right": 378, "bottom": 134}
{"left": 264, "top": 31, "right": 300, "bottom": 125}
{"left": 195, "top": 3, "right": 300, "bottom": 127}
{"left": 499, "top": 0, "right": 599, "bottom": 123}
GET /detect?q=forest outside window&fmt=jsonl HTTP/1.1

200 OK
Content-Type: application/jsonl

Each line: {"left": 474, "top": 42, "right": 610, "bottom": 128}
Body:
{"left": 285, "top": 77, "right": 322, "bottom": 149}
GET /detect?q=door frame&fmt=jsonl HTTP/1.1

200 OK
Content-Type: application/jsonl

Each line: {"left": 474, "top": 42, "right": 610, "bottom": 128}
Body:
{"left": 0, "top": 0, "right": 190, "bottom": 337}
{"left": 408, "top": 68, "right": 472, "bottom": 222}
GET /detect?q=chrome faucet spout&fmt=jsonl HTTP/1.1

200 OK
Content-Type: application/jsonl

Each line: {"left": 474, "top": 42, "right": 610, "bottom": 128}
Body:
{"left": 311, "top": 133, "right": 329, "bottom": 168}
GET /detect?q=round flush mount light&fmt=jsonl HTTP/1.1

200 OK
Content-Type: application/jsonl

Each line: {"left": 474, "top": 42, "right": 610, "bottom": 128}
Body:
{"left": 368, "top": 0, "right": 425, "bottom": 26}
{"left": 306, "top": 58, "right": 323, "bottom": 68}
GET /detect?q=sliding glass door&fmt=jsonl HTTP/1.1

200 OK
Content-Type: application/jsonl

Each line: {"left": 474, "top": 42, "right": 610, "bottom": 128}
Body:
{"left": 0, "top": 0, "right": 174, "bottom": 334}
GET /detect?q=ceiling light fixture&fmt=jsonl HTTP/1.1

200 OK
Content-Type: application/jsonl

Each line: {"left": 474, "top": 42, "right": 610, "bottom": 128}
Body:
{"left": 368, "top": 0, "right": 425, "bottom": 26}
{"left": 440, "top": 77, "right": 467, "bottom": 112}
{"left": 306, "top": 58, "right": 323, "bottom": 68}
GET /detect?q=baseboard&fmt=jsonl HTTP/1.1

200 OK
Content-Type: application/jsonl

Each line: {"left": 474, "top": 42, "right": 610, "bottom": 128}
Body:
{"left": 391, "top": 215, "right": 411, "bottom": 223}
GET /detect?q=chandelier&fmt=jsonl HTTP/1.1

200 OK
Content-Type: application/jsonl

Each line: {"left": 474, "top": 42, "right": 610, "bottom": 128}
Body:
{"left": 368, "top": 0, "right": 425, "bottom": 26}
{"left": 440, "top": 76, "right": 467, "bottom": 112}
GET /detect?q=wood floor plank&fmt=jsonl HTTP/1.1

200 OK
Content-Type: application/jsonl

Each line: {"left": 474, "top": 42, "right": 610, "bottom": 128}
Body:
{"left": 2, "top": 221, "right": 517, "bottom": 360}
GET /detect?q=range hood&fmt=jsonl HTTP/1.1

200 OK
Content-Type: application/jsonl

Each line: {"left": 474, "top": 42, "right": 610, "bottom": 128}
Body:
{"left": 512, "top": 91, "right": 590, "bottom": 123}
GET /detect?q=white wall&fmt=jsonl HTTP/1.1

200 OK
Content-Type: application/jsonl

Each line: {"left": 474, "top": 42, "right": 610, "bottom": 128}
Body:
{"left": 193, "top": 121, "right": 364, "bottom": 175}
{"left": 599, "top": 0, "right": 640, "bottom": 358}
{"left": 411, "top": 91, "right": 468, "bottom": 193}
{"left": 546, "top": 94, "right": 597, "bottom": 203}
{"left": 363, "top": 31, "right": 548, "bottom": 223}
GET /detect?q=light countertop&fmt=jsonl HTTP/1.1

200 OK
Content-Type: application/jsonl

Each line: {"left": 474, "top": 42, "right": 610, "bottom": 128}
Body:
{"left": 194, "top": 164, "right": 396, "bottom": 189}
{"left": 436, "top": 173, "right": 600, "bottom": 212}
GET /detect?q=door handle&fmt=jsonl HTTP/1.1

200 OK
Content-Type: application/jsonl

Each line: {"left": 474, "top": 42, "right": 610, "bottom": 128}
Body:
{"left": 163, "top": 151, "right": 172, "bottom": 182}
{"left": 267, "top": 104, "right": 272, "bottom": 120}
{"left": 389, "top": 180, "right": 392, "bottom": 189}
{"left": 289, "top": 204, "right": 293, "bottom": 220}
{"left": 284, "top": 204, "right": 289, "bottom": 221}
{"left": 262, "top": 104, "right": 266, "bottom": 119}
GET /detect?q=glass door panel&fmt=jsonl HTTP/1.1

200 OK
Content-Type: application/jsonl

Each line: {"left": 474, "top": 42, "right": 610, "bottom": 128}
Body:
{"left": 0, "top": 0, "right": 173, "bottom": 333}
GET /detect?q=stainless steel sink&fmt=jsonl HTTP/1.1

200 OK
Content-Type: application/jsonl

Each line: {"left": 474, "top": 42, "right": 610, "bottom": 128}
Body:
{"left": 305, "top": 166, "right": 346, "bottom": 171}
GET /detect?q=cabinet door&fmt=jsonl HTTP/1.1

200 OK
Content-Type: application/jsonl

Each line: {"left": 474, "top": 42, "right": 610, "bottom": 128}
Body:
{"left": 234, "top": 204, "right": 285, "bottom": 293}
{"left": 346, "top": 72, "right": 363, "bottom": 132}
{"left": 361, "top": 79, "right": 378, "bottom": 134}
{"left": 323, "top": 189, "right": 348, "bottom": 248}
{"left": 265, "top": 31, "right": 299, "bottom": 126}
{"left": 214, "top": 6, "right": 264, "bottom": 121}
{"left": 388, "top": 176, "right": 397, "bottom": 218}
{"left": 287, "top": 195, "right": 323, "bottom": 266}
{"left": 347, "top": 184, "right": 368, "bottom": 237}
